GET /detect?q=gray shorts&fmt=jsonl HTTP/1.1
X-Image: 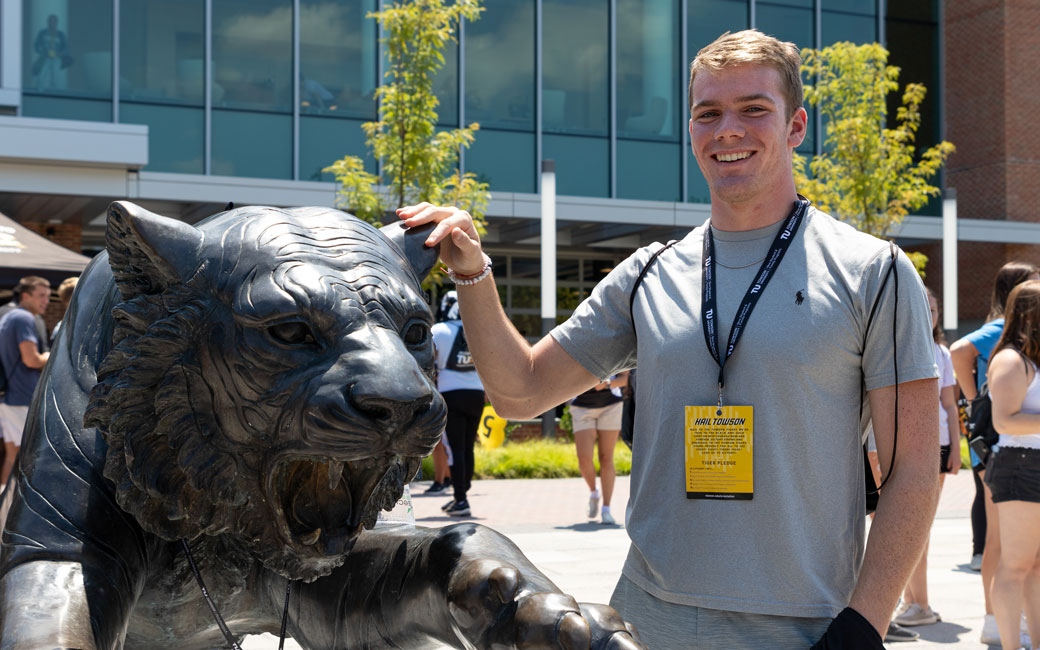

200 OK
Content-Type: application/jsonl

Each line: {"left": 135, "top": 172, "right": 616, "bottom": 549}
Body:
{"left": 610, "top": 574, "right": 831, "bottom": 649}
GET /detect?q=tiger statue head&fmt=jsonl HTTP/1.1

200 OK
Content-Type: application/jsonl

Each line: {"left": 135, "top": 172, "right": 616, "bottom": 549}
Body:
{"left": 84, "top": 202, "right": 446, "bottom": 582}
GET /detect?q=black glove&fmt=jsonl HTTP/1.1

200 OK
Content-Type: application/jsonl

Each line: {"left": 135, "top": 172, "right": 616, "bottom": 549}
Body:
{"left": 809, "top": 607, "right": 884, "bottom": 650}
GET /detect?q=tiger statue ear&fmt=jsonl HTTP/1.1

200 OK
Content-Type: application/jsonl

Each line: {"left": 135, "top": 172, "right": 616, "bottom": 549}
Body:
{"left": 379, "top": 221, "right": 440, "bottom": 282}
{"left": 106, "top": 201, "right": 204, "bottom": 298}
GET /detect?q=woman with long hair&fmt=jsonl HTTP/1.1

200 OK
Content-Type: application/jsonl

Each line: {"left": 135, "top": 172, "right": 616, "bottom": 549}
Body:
{"left": 952, "top": 261, "right": 1039, "bottom": 646}
{"left": 986, "top": 280, "right": 1040, "bottom": 650}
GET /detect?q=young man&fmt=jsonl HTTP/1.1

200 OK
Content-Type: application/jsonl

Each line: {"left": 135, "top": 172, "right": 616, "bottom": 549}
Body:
{"left": 399, "top": 30, "right": 938, "bottom": 650}
{"left": 0, "top": 276, "right": 51, "bottom": 485}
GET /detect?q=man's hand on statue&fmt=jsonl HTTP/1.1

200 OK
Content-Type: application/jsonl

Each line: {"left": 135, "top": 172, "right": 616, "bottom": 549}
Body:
{"left": 448, "top": 557, "right": 646, "bottom": 649}
{"left": 397, "top": 203, "right": 485, "bottom": 276}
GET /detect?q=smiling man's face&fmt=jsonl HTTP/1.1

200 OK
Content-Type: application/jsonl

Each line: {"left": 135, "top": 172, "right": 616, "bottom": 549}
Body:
{"left": 689, "top": 63, "right": 807, "bottom": 209}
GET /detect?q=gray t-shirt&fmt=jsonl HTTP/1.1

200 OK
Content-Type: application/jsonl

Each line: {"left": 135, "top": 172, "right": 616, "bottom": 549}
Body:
{"left": 551, "top": 206, "right": 936, "bottom": 619}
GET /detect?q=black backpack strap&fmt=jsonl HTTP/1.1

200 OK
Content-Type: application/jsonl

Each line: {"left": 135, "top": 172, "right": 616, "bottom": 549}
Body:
{"left": 628, "top": 240, "right": 679, "bottom": 338}
{"left": 862, "top": 241, "right": 900, "bottom": 501}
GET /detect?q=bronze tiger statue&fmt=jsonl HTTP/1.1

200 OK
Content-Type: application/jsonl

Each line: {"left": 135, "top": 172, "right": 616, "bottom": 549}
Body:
{"left": 0, "top": 202, "right": 643, "bottom": 650}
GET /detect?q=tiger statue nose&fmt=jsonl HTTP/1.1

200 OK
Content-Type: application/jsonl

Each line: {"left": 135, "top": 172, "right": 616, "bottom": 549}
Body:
{"left": 347, "top": 370, "right": 434, "bottom": 432}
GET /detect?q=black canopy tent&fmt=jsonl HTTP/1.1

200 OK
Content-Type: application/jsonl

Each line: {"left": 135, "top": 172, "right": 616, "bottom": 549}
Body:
{"left": 0, "top": 212, "right": 91, "bottom": 288}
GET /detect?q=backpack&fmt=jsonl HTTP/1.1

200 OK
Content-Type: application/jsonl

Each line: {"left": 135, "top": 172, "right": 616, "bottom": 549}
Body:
{"left": 445, "top": 322, "right": 475, "bottom": 371}
{"left": 967, "top": 384, "right": 998, "bottom": 467}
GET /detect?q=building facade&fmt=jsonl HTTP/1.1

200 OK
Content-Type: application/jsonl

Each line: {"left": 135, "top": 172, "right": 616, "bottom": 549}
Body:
{"left": 0, "top": 0, "right": 1035, "bottom": 333}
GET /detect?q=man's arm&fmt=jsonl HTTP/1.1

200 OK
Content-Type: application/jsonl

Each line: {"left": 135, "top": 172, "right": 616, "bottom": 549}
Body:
{"left": 19, "top": 340, "right": 49, "bottom": 369}
{"left": 849, "top": 377, "right": 939, "bottom": 636}
{"left": 950, "top": 338, "right": 979, "bottom": 400}
{"left": 399, "top": 203, "right": 600, "bottom": 419}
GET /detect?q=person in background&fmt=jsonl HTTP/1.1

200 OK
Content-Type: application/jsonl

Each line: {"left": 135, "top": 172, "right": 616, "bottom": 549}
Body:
{"left": 984, "top": 280, "right": 1040, "bottom": 650}
{"left": 50, "top": 276, "right": 78, "bottom": 343}
{"left": 0, "top": 276, "right": 51, "bottom": 485}
{"left": 431, "top": 291, "right": 484, "bottom": 517}
{"left": 893, "top": 287, "right": 960, "bottom": 629}
{"left": 951, "top": 261, "right": 1039, "bottom": 647}
{"left": 32, "top": 14, "right": 69, "bottom": 90}
{"left": 569, "top": 371, "right": 629, "bottom": 525}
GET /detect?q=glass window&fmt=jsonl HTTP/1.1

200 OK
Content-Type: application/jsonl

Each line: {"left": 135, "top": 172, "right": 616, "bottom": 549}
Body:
{"left": 822, "top": 11, "right": 876, "bottom": 45}
{"left": 120, "top": 0, "right": 204, "bottom": 105}
{"left": 618, "top": 0, "right": 680, "bottom": 141}
{"left": 886, "top": 18, "right": 940, "bottom": 151}
{"left": 465, "top": 0, "right": 534, "bottom": 131}
{"left": 300, "top": 0, "right": 377, "bottom": 120}
{"left": 299, "top": 116, "right": 372, "bottom": 182}
{"left": 618, "top": 140, "right": 680, "bottom": 201}
{"left": 212, "top": 111, "right": 292, "bottom": 178}
{"left": 543, "top": 134, "right": 609, "bottom": 198}
{"left": 887, "top": 0, "right": 937, "bottom": 22}
{"left": 121, "top": 104, "right": 204, "bottom": 173}
{"left": 757, "top": 0, "right": 811, "bottom": 8}
{"left": 23, "top": 0, "right": 113, "bottom": 106}
{"left": 466, "top": 129, "right": 536, "bottom": 193}
{"left": 756, "top": 4, "right": 813, "bottom": 50}
{"left": 543, "top": 0, "right": 608, "bottom": 136}
{"left": 213, "top": 0, "right": 293, "bottom": 113}
{"left": 688, "top": 0, "right": 747, "bottom": 57}
{"left": 435, "top": 40, "right": 459, "bottom": 126}
{"left": 21, "top": 95, "right": 111, "bottom": 122}
{"left": 822, "top": 0, "right": 874, "bottom": 13}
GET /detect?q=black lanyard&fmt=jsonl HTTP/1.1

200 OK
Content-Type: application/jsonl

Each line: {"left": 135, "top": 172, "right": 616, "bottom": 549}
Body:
{"left": 701, "top": 199, "right": 809, "bottom": 406}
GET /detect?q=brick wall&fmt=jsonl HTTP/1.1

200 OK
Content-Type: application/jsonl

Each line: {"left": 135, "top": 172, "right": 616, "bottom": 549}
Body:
{"left": 23, "top": 222, "right": 83, "bottom": 255}
{"left": 943, "top": 0, "right": 1040, "bottom": 323}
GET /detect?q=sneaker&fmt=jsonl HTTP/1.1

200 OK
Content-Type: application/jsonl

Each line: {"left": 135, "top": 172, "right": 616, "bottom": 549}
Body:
{"left": 971, "top": 553, "right": 984, "bottom": 571}
{"left": 885, "top": 622, "right": 920, "bottom": 642}
{"left": 441, "top": 498, "right": 456, "bottom": 512}
{"left": 1021, "top": 613, "right": 1031, "bottom": 648}
{"left": 894, "top": 603, "right": 940, "bottom": 626}
{"left": 424, "top": 481, "right": 447, "bottom": 495}
{"left": 601, "top": 509, "right": 616, "bottom": 525}
{"left": 980, "top": 614, "right": 1000, "bottom": 645}
{"left": 447, "top": 499, "right": 471, "bottom": 517}
{"left": 443, "top": 476, "right": 452, "bottom": 488}
{"left": 588, "top": 491, "right": 600, "bottom": 519}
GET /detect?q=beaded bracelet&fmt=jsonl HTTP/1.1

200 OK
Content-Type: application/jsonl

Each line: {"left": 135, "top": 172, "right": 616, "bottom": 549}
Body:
{"left": 446, "top": 253, "right": 493, "bottom": 286}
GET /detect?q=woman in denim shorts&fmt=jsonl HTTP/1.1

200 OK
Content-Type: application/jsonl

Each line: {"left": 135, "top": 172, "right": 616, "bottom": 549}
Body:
{"left": 986, "top": 280, "right": 1040, "bottom": 650}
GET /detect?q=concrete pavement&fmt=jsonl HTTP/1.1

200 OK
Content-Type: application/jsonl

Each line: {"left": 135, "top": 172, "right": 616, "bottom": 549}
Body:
{"left": 245, "top": 470, "right": 993, "bottom": 649}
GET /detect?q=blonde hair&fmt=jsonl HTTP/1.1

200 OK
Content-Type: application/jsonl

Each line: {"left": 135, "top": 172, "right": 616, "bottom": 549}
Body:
{"left": 57, "top": 276, "right": 78, "bottom": 305}
{"left": 689, "top": 29, "right": 804, "bottom": 121}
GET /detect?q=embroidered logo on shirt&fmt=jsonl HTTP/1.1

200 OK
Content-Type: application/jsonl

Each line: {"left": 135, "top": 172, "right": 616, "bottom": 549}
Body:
{"left": 795, "top": 290, "right": 805, "bottom": 305}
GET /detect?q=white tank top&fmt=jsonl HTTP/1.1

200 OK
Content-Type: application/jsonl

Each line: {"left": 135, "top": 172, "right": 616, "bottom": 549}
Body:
{"left": 998, "top": 358, "right": 1040, "bottom": 449}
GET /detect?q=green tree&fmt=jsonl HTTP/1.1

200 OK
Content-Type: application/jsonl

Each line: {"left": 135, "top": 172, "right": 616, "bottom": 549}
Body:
{"left": 324, "top": 0, "right": 489, "bottom": 239}
{"left": 793, "top": 42, "right": 954, "bottom": 243}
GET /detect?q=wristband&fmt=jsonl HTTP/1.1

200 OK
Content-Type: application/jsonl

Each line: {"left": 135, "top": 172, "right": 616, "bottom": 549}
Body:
{"left": 446, "top": 253, "right": 492, "bottom": 286}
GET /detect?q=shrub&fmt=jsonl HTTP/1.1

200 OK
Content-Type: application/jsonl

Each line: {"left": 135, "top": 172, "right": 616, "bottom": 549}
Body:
{"left": 420, "top": 438, "right": 632, "bottom": 480}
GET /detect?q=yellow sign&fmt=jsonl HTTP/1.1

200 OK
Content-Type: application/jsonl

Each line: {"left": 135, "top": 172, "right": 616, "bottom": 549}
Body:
{"left": 477, "top": 404, "right": 507, "bottom": 449}
{"left": 684, "top": 405, "right": 754, "bottom": 500}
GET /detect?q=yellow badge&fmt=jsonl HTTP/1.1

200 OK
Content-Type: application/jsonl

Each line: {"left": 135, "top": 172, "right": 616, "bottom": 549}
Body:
{"left": 684, "top": 405, "right": 754, "bottom": 500}
{"left": 477, "top": 404, "right": 507, "bottom": 449}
